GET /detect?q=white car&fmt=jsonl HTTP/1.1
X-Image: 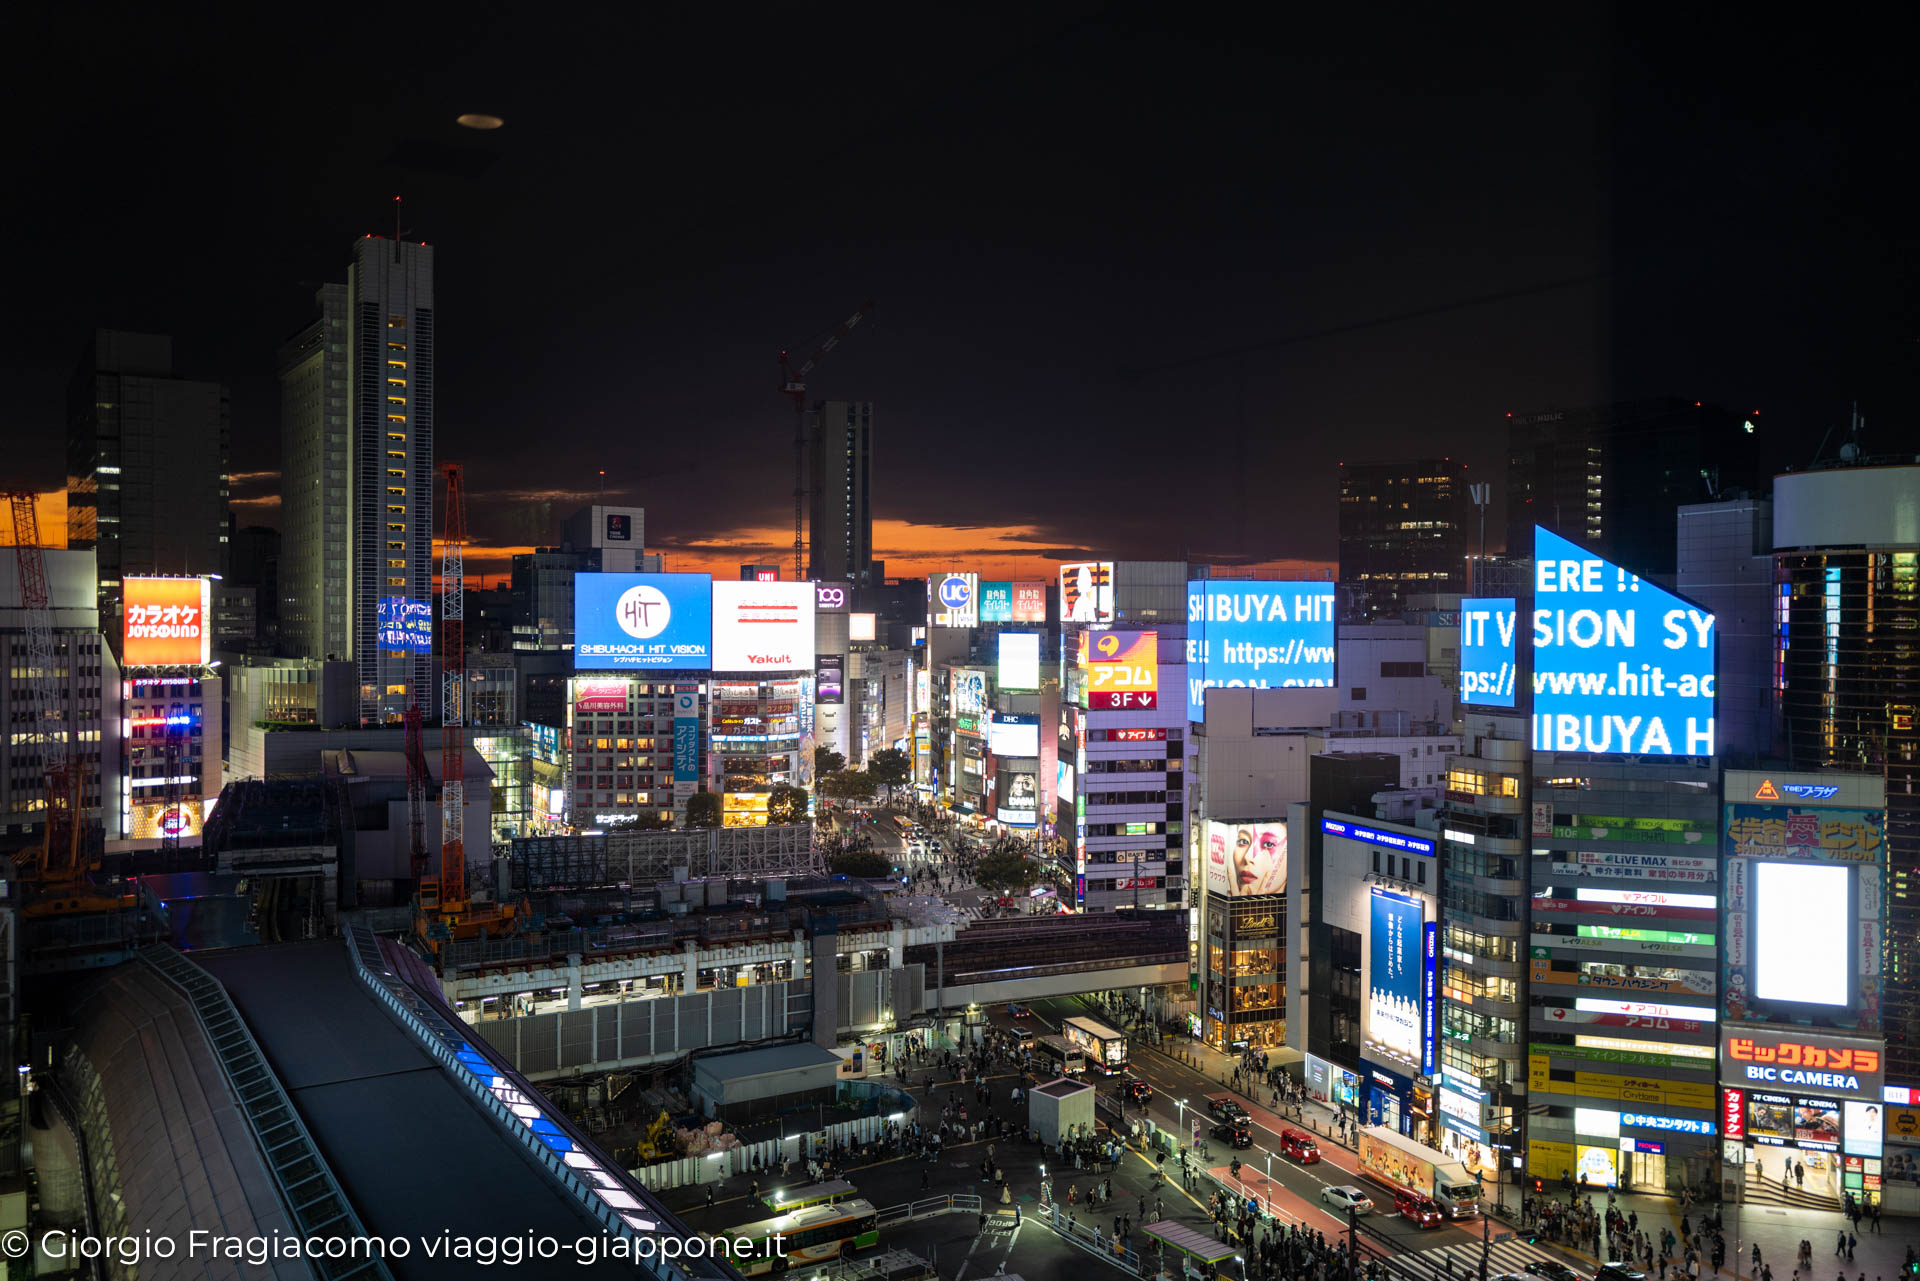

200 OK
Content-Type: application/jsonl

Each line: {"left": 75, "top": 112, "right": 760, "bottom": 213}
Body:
{"left": 1321, "top": 1186, "right": 1374, "bottom": 1215}
{"left": 908, "top": 843, "right": 925, "bottom": 858}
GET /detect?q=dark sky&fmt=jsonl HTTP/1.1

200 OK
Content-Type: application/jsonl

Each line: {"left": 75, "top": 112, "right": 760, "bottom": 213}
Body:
{"left": 6, "top": 7, "right": 1915, "bottom": 576}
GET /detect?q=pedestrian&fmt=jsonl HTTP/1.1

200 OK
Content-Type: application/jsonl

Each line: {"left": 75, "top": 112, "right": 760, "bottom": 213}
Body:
{"left": 706, "top": 1185, "right": 714, "bottom": 1209}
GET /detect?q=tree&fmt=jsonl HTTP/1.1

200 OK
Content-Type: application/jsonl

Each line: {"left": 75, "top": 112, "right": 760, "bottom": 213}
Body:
{"left": 684, "top": 792, "right": 722, "bottom": 830}
{"left": 767, "top": 784, "right": 809, "bottom": 825}
{"left": 867, "top": 748, "right": 911, "bottom": 800}
{"left": 975, "top": 844, "right": 1039, "bottom": 893}
{"left": 819, "top": 769, "right": 876, "bottom": 804}
{"left": 814, "top": 746, "right": 846, "bottom": 777}
{"left": 830, "top": 848, "right": 893, "bottom": 879}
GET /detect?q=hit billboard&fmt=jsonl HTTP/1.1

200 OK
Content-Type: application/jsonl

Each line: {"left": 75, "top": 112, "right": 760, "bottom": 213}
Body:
{"left": 574, "top": 573, "right": 713, "bottom": 669}
{"left": 1185, "top": 580, "right": 1335, "bottom": 721}
{"left": 1459, "top": 597, "right": 1518, "bottom": 707}
{"left": 712, "top": 581, "right": 815, "bottom": 671}
{"left": 1531, "top": 526, "right": 1716, "bottom": 756}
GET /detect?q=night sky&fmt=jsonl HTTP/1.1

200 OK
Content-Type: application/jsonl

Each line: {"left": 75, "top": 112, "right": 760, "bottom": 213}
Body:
{"left": 7, "top": 8, "right": 1915, "bottom": 581}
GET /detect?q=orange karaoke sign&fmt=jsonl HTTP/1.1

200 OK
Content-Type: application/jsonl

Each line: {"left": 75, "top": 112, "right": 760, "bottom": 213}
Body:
{"left": 122, "top": 576, "right": 211, "bottom": 667}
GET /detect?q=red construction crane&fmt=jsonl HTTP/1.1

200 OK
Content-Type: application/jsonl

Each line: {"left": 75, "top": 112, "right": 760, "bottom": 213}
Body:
{"left": 779, "top": 302, "right": 872, "bottom": 579}
{"left": 404, "top": 701, "right": 428, "bottom": 884}
{"left": 438, "top": 463, "right": 468, "bottom": 909}
{"left": 6, "top": 491, "right": 85, "bottom": 894}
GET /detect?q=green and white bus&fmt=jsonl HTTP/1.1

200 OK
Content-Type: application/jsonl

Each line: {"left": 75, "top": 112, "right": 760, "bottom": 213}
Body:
{"left": 722, "top": 1197, "right": 880, "bottom": 1275}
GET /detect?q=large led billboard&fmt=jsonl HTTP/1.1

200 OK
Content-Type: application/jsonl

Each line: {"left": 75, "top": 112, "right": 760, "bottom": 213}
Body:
{"left": 998, "top": 631, "right": 1041, "bottom": 691}
{"left": 712, "top": 580, "right": 815, "bottom": 671}
{"left": 1721, "top": 770, "right": 1883, "bottom": 1032}
{"left": 849, "top": 612, "right": 877, "bottom": 642}
{"left": 122, "top": 576, "right": 211, "bottom": 667}
{"left": 931, "top": 572, "right": 978, "bottom": 628}
{"left": 1366, "top": 887, "right": 1425, "bottom": 1072}
{"left": 996, "top": 766, "right": 1038, "bottom": 825}
{"left": 980, "top": 582, "right": 1014, "bottom": 624}
{"left": 1203, "top": 819, "right": 1287, "bottom": 897}
{"left": 1010, "top": 581, "right": 1047, "bottom": 623}
{"left": 1459, "top": 597, "right": 1518, "bottom": 708}
{"left": 1184, "top": 580, "right": 1336, "bottom": 721}
{"left": 816, "top": 654, "right": 844, "bottom": 705}
{"left": 377, "top": 596, "right": 433, "bottom": 653}
{"left": 1752, "top": 861, "right": 1849, "bottom": 1007}
{"left": 1530, "top": 526, "right": 1715, "bottom": 756}
{"left": 1078, "top": 629, "right": 1159, "bottom": 710}
{"left": 950, "top": 667, "right": 988, "bottom": 718}
{"left": 575, "top": 573, "right": 713, "bottom": 669}
{"left": 989, "top": 712, "right": 1040, "bottom": 758}
{"left": 1060, "top": 562, "right": 1114, "bottom": 623}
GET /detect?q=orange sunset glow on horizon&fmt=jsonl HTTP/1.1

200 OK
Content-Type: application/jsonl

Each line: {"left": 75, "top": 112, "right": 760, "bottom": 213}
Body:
{"left": 445, "top": 517, "right": 1331, "bottom": 588}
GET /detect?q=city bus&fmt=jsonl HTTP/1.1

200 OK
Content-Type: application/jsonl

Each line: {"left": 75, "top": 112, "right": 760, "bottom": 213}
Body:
{"left": 761, "top": 1179, "right": 857, "bottom": 1212}
{"left": 1036, "top": 1033, "right": 1086, "bottom": 1077}
{"left": 722, "top": 1197, "right": 880, "bottom": 1275}
{"left": 1063, "top": 1015, "right": 1128, "bottom": 1075}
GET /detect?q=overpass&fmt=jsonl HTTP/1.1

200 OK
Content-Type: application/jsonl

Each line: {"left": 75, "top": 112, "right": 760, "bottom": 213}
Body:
{"left": 904, "top": 910, "right": 1188, "bottom": 1008}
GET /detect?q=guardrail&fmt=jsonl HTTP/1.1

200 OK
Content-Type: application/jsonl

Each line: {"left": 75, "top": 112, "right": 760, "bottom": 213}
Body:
{"left": 342, "top": 928, "right": 708, "bottom": 1281}
{"left": 140, "top": 946, "right": 392, "bottom": 1281}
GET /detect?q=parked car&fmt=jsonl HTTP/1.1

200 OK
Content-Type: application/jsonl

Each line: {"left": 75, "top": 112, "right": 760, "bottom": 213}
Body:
{"left": 1321, "top": 1186, "right": 1374, "bottom": 1215}
{"left": 1122, "top": 1078, "right": 1153, "bottom": 1103}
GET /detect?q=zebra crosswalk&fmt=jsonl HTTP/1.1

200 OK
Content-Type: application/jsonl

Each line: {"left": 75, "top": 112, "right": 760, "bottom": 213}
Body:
{"left": 1384, "top": 1234, "right": 1581, "bottom": 1281}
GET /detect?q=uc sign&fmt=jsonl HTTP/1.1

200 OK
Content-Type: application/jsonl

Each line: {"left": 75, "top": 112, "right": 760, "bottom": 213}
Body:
{"left": 939, "top": 575, "right": 972, "bottom": 608}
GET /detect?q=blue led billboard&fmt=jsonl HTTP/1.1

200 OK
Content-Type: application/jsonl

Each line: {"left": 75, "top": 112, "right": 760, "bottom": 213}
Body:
{"left": 1185, "top": 580, "right": 1336, "bottom": 721}
{"left": 574, "top": 573, "right": 714, "bottom": 669}
{"left": 377, "top": 596, "right": 432, "bottom": 652}
{"left": 1366, "top": 888, "right": 1425, "bottom": 1073}
{"left": 1531, "top": 526, "right": 1715, "bottom": 756}
{"left": 1459, "top": 597, "right": 1517, "bottom": 707}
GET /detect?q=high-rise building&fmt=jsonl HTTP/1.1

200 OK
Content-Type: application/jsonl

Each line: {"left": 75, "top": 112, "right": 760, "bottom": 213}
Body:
{"left": 2, "top": 549, "right": 119, "bottom": 841}
{"left": 807, "top": 400, "right": 874, "bottom": 588}
{"left": 277, "top": 284, "right": 348, "bottom": 663}
{"left": 1772, "top": 461, "right": 1920, "bottom": 1084}
{"left": 1337, "top": 460, "right": 1468, "bottom": 618}
{"left": 1677, "top": 498, "right": 1776, "bottom": 764}
{"left": 66, "top": 330, "right": 231, "bottom": 628}
{"left": 278, "top": 239, "right": 435, "bottom": 724}
{"left": 1505, "top": 399, "right": 1755, "bottom": 579}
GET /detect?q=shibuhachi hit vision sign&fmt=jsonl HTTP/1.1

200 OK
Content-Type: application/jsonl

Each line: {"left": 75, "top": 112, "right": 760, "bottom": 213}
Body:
{"left": 1531, "top": 527, "right": 1715, "bottom": 757}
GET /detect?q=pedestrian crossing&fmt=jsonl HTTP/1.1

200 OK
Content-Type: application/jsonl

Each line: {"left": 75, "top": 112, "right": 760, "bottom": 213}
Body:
{"left": 1386, "top": 1234, "right": 1581, "bottom": 1281}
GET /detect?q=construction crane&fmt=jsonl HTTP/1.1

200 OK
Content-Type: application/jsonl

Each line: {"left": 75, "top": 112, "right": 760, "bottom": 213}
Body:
{"left": 403, "top": 701, "right": 428, "bottom": 884}
{"left": 438, "top": 462, "right": 468, "bottom": 911}
{"left": 6, "top": 491, "right": 95, "bottom": 909}
{"left": 779, "top": 302, "right": 872, "bottom": 579}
